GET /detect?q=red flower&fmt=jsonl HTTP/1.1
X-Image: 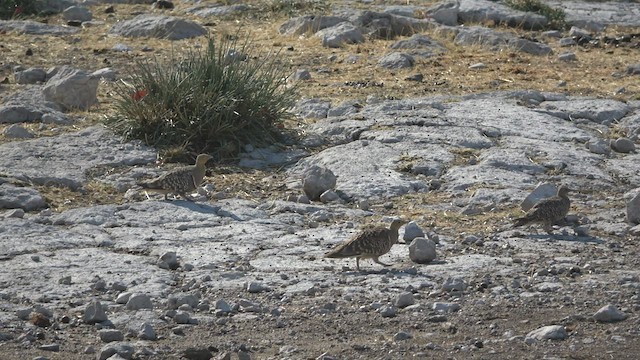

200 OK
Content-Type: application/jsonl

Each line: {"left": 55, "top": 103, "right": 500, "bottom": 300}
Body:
{"left": 131, "top": 89, "right": 148, "bottom": 101}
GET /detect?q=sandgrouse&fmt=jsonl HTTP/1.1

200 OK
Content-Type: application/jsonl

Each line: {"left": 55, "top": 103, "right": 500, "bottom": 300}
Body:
{"left": 138, "top": 153, "right": 213, "bottom": 201}
{"left": 325, "top": 219, "right": 408, "bottom": 271}
{"left": 513, "top": 185, "right": 571, "bottom": 233}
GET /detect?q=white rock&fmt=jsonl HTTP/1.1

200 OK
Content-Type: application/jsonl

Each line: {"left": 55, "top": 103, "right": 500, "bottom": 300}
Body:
{"left": 378, "top": 52, "right": 415, "bottom": 69}
{"left": 593, "top": 304, "right": 627, "bottom": 323}
{"left": 316, "top": 22, "right": 364, "bottom": 48}
{"left": 611, "top": 137, "right": 635, "bottom": 153}
{"left": 42, "top": 66, "right": 99, "bottom": 110}
{"left": 408, "top": 237, "right": 436, "bottom": 264}
{"left": 109, "top": 15, "right": 207, "bottom": 40}
{"left": 125, "top": 293, "right": 153, "bottom": 310}
{"left": 302, "top": 165, "right": 337, "bottom": 201}
{"left": 525, "top": 325, "right": 567, "bottom": 343}
{"left": 97, "top": 342, "right": 134, "bottom": 360}
{"left": 520, "top": 183, "right": 558, "bottom": 212}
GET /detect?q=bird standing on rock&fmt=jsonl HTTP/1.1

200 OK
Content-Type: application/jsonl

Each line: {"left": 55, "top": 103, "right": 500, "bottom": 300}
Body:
{"left": 138, "top": 153, "right": 213, "bottom": 201}
{"left": 325, "top": 218, "right": 408, "bottom": 271}
{"left": 513, "top": 185, "right": 571, "bottom": 234}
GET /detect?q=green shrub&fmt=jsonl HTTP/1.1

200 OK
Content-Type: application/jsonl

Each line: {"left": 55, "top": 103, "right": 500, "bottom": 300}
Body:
{"left": 504, "top": 0, "right": 566, "bottom": 30}
{"left": 105, "top": 36, "right": 299, "bottom": 162}
{"left": 0, "top": 0, "right": 44, "bottom": 19}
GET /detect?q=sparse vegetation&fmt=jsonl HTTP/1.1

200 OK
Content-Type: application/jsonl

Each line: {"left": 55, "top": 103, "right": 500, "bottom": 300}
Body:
{"left": 504, "top": 0, "right": 567, "bottom": 29}
{"left": 105, "top": 36, "right": 299, "bottom": 162}
{"left": 0, "top": 0, "right": 44, "bottom": 19}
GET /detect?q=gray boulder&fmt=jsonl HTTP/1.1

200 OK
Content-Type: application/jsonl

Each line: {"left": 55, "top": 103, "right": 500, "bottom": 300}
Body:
{"left": 455, "top": 26, "right": 552, "bottom": 55}
{"left": 593, "top": 304, "right": 627, "bottom": 323}
{"left": 0, "top": 183, "right": 46, "bottom": 211}
{"left": 427, "top": 0, "right": 459, "bottom": 26}
{"left": 316, "top": 22, "right": 364, "bottom": 48}
{"left": 62, "top": 6, "right": 92, "bottom": 22}
{"left": 109, "top": 15, "right": 207, "bottom": 40}
{"left": 43, "top": 66, "right": 99, "bottom": 110}
{"left": 625, "top": 188, "right": 640, "bottom": 224}
{"left": 14, "top": 68, "right": 47, "bottom": 84}
{"left": 302, "top": 165, "right": 337, "bottom": 201}
{"left": 378, "top": 52, "right": 414, "bottom": 69}
{"left": 0, "top": 20, "right": 79, "bottom": 36}
{"left": 389, "top": 34, "right": 446, "bottom": 57}
{"left": 458, "top": 0, "right": 547, "bottom": 30}
{"left": 3, "top": 124, "right": 34, "bottom": 139}
{"left": 188, "top": 4, "right": 249, "bottom": 17}
{"left": 408, "top": 237, "right": 437, "bottom": 264}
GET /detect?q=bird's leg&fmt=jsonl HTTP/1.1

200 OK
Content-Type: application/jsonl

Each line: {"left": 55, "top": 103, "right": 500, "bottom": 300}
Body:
{"left": 163, "top": 193, "right": 168, "bottom": 201}
{"left": 372, "top": 257, "right": 391, "bottom": 267}
{"left": 543, "top": 224, "right": 553, "bottom": 234}
{"left": 356, "top": 257, "right": 360, "bottom": 271}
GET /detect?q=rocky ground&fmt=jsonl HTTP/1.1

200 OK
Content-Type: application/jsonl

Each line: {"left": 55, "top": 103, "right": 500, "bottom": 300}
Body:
{"left": 1, "top": 0, "right": 640, "bottom": 359}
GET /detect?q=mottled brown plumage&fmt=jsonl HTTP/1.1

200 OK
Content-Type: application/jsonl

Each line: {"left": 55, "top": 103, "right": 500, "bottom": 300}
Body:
{"left": 139, "top": 154, "right": 212, "bottom": 201}
{"left": 514, "top": 185, "right": 571, "bottom": 233}
{"left": 325, "top": 219, "right": 408, "bottom": 270}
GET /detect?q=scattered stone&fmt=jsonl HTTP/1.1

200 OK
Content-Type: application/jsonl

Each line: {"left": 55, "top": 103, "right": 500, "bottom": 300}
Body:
{"left": 559, "top": 52, "right": 577, "bottom": 62}
{"left": 403, "top": 221, "right": 425, "bottom": 242}
{"left": 611, "top": 137, "right": 636, "bottom": 153}
{"left": 442, "top": 277, "right": 466, "bottom": 292}
{"left": 158, "top": 251, "right": 179, "bottom": 270}
{"left": 84, "top": 300, "right": 108, "bottom": 324}
{"left": 393, "top": 331, "right": 412, "bottom": 340}
{"left": 291, "top": 69, "right": 311, "bottom": 81}
{"left": 99, "top": 329, "right": 124, "bottom": 343}
{"left": 153, "top": 0, "right": 174, "bottom": 10}
{"left": 39, "top": 343, "right": 60, "bottom": 352}
{"left": 182, "top": 347, "right": 213, "bottom": 360}
{"left": 626, "top": 188, "right": 640, "bottom": 224}
{"left": 587, "top": 138, "right": 611, "bottom": 155}
{"left": 215, "top": 299, "right": 233, "bottom": 314}
{"left": 316, "top": 22, "right": 364, "bottom": 48}
{"left": 433, "top": 302, "right": 461, "bottom": 313}
{"left": 138, "top": 323, "right": 156, "bottom": 340}
{"left": 278, "top": 15, "right": 346, "bottom": 36}
{"left": 173, "top": 311, "right": 192, "bottom": 324}
{"left": 125, "top": 293, "right": 153, "bottom": 310}
{"left": 469, "top": 62, "right": 486, "bottom": 69}
{"left": 302, "top": 165, "right": 337, "bottom": 201}
{"left": 14, "top": 67, "right": 47, "bottom": 84}
{"left": 379, "top": 305, "right": 396, "bottom": 318}
{"left": 0, "top": 183, "right": 47, "bottom": 211}
{"left": 3, "top": 124, "right": 34, "bottom": 138}
{"left": 558, "top": 37, "right": 577, "bottom": 47}
{"left": 97, "top": 342, "right": 135, "bottom": 360}
{"left": 395, "top": 292, "right": 415, "bottom": 308}
{"left": 109, "top": 15, "right": 207, "bottom": 40}
{"left": 58, "top": 276, "right": 71, "bottom": 285}
{"left": 62, "top": 6, "right": 92, "bottom": 22}
{"left": 246, "top": 281, "right": 269, "bottom": 293}
{"left": 378, "top": 52, "right": 414, "bottom": 69}
{"left": 319, "top": 189, "right": 340, "bottom": 203}
{"left": 42, "top": 66, "right": 99, "bottom": 110}
{"left": 626, "top": 64, "right": 640, "bottom": 75}
{"left": 525, "top": 325, "right": 567, "bottom": 343}
{"left": 593, "top": 304, "right": 627, "bottom": 322}
{"left": 408, "top": 237, "right": 437, "bottom": 264}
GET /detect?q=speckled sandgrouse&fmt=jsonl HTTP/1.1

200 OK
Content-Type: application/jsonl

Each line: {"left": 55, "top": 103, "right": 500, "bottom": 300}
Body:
{"left": 138, "top": 153, "right": 213, "bottom": 201}
{"left": 513, "top": 185, "right": 571, "bottom": 233}
{"left": 325, "top": 219, "right": 408, "bottom": 271}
